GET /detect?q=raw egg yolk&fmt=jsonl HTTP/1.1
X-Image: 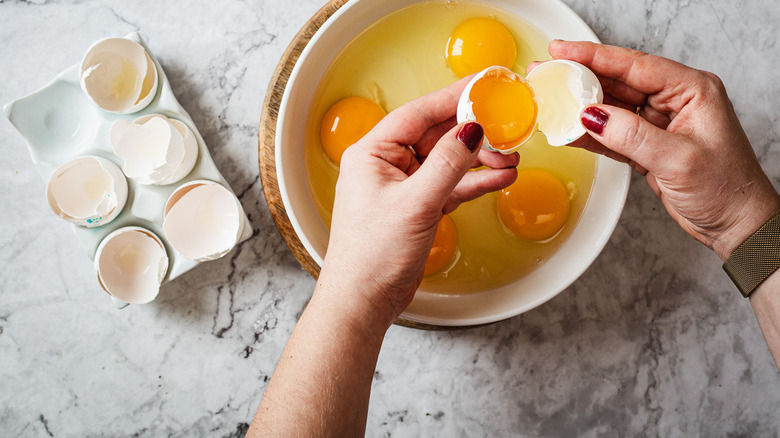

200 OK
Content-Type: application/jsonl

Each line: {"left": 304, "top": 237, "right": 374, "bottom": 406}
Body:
{"left": 446, "top": 17, "right": 517, "bottom": 79}
{"left": 424, "top": 215, "right": 457, "bottom": 276}
{"left": 497, "top": 169, "right": 571, "bottom": 241}
{"left": 470, "top": 70, "right": 537, "bottom": 151}
{"left": 320, "top": 96, "right": 386, "bottom": 164}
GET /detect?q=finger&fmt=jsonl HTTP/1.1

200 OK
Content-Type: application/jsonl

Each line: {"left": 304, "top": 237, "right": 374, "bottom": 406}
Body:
{"left": 409, "top": 122, "right": 483, "bottom": 210}
{"left": 598, "top": 75, "right": 647, "bottom": 106}
{"left": 633, "top": 162, "right": 649, "bottom": 175}
{"left": 579, "top": 104, "right": 679, "bottom": 173}
{"left": 602, "top": 95, "right": 671, "bottom": 129}
{"left": 412, "top": 116, "right": 457, "bottom": 157}
{"left": 404, "top": 146, "right": 422, "bottom": 176}
{"left": 443, "top": 167, "right": 518, "bottom": 214}
{"left": 474, "top": 150, "right": 519, "bottom": 169}
{"left": 645, "top": 173, "right": 662, "bottom": 197}
{"left": 368, "top": 76, "right": 472, "bottom": 146}
{"left": 568, "top": 133, "right": 649, "bottom": 175}
{"left": 568, "top": 134, "right": 631, "bottom": 164}
{"left": 639, "top": 104, "right": 671, "bottom": 129}
{"left": 548, "top": 40, "right": 700, "bottom": 113}
{"left": 603, "top": 94, "right": 640, "bottom": 113}
{"left": 406, "top": 142, "right": 516, "bottom": 175}
{"left": 530, "top": 59, "right": 648, "bottom": 107}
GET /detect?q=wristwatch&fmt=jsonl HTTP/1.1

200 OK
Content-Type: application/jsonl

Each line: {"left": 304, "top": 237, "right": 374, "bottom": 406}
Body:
{"left": 723, "top": 213, "right": 780, "bottom": 297}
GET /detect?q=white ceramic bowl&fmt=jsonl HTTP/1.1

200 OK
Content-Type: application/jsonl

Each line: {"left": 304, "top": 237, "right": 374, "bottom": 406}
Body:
{"left": 276, "top": 0, "right": 631, "bottom": 327}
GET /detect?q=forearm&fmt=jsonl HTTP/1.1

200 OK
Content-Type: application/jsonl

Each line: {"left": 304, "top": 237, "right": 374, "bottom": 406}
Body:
{"left": 248, "top": 277, "right": 390, "bottom": 437}
{"left": 712, "top": 192, "right": 780, "bottom": 370}
{"left": 749, "top": 270, "right": 780, "bottom": 370}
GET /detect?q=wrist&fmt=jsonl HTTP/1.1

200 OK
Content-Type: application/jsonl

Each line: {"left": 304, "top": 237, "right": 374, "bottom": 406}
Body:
{"left": 313, "top": 264, "right": 398, "bottom": 334}
{"left": 713, "top": 190, "right": 780, "bottom": 261}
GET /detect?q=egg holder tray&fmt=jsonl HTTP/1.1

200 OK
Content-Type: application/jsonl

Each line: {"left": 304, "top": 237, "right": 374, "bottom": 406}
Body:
{"left": 4, "top": 32, "right": 252, "bottom": 304}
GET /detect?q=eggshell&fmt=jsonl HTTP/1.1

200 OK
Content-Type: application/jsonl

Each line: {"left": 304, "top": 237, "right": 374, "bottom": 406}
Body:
{"left": 109, "top": 114, "right": 198, "bottom": 185}
{"left": 456, "top": 62, "right": 604, "bottom": 152}
{"left": 80, "top": 37, "right": 158, "bottom": 114}
{"left": 94, "top": 226, "right": 168, "bottom": 304}
{"left": 456, "top": 66, "right": 534, "bottom": 155}
{"left": 163, "top": 180, "right": 244, "bottom": 261}
{"left": 526, "top": 59, "right": 603, "bottom": 146}
{"left": 46, "top": 155, "right": 128, "bottom": 227}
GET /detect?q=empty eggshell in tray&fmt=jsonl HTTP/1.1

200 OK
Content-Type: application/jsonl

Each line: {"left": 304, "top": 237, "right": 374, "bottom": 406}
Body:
{"left": 163, "top": 180, "right": 246, "bottom": 262}
{"left": 80, "top": 37, "right": 158, "bottom": 114}
{"left": 46, "top": 155, "right": 128, "bottom": 227}
{"left": 3, "top": 32, "right": 253, "bottom": 305}
{"left": 95, "top": 226, "right": 169, "bottom": 304}
{"left": 110, "top": 114, "right": 199, "bottom": 185}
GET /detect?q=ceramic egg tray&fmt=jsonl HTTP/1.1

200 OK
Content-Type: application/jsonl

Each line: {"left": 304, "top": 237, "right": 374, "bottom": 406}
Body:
{"left": 4, "top": 32, "right": 252, "bottom": 297}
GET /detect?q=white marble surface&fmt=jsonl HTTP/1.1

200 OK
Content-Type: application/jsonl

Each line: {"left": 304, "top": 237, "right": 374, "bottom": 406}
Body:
{"left": 1, "top": 0, "right": 779, "bottom": 436}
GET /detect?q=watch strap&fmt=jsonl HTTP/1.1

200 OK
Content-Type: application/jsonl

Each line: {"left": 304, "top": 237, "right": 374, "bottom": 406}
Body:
{"left": 723, "top": 213, "right": 780, "bottom": 297}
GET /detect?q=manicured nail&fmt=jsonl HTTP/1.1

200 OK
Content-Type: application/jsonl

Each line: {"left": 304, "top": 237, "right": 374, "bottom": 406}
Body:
{"left": 457, "top": 122, "right": 483, "bottom": 152}
{"left": 581, "top": 106, "right": 609, "bottom": 135}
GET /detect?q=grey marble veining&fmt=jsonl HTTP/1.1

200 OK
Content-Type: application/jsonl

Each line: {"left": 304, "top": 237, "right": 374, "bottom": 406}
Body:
{"left": 1, "top": 0, "right": 778, "bottom": 436}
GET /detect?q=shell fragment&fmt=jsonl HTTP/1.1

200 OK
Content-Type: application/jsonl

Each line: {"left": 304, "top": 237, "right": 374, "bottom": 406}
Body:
{"left": 46, "top": 156, "right": 128, "bottom": 227}
{"left": 109, "top": 114, "right": 198, "bottom": 185}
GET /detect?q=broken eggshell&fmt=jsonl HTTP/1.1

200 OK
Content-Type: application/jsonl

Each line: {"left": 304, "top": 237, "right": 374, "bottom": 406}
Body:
{"left": 163, "top": 180, "right": 245, "bottom": 262}
{"left": 46, "top": 155, "right": 128, "bottom": 227}
{"left": 109, "top": 114, "right": 199, "bottom": 185}
{"left": 80, "top": 37, "right": 158, "bottom": 114}
{"left": 526, "top": 59, "right": 604, "bottom": 146}
{"left": 95, "top": 226, "right": 169, "bottom": 304}
{"left": 456, "top": 66, "right": 536, "bottom": 154}
{"left": 456, "top": 62, "right": 603, "bottom": 153}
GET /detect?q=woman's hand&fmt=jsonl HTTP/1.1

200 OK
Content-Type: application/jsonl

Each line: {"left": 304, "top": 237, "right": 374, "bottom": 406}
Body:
{"left": 533, "top": 41, "right": 780, "bottom": 261}
{"left": 317, "top": 78, "right": 518, "bottom": 327}
{"left": 250, "top": 80, "right": 518, "bottom": 437}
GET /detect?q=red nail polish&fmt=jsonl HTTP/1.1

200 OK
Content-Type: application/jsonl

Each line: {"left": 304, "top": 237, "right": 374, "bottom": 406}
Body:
{"left": 581, "top": 106, "right": 608, "bottom": 135}
{"left": 457, "top": 122, "right": 483, "bottom": 152}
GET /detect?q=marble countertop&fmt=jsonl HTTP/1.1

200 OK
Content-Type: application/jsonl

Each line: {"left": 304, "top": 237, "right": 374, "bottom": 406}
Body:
{"left": 1, "top": 0, "right": 778, "bottom": 436}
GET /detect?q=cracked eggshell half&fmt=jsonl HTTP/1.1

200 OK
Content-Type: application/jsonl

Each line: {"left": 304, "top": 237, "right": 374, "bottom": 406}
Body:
{"left": 46, "top": 156, "right": 128, "bottom": 227}
{"left": 456, "top": 62, "right": 603, "bottom": 153}
{"left": 95, "top": 226, "right": 168, "bottom": 304}
{"left": 109, "top": 114, "right": 199, "bottom": 185}
{"left": 526, "top": 59, "right": 603, "bottom": 146}
{"left": 80, "top": 37, "right": 158, "bottom": 114}
{"left": 456, "top": 66, "right": 537, "bottom": 154}
{"left": 163, "top": 180, "right": 245, "bottom": 262}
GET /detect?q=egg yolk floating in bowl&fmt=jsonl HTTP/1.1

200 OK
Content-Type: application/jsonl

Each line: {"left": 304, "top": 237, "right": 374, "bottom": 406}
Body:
{"left": 425, "top": 215, "right": 458, "bottom": 276}
{"left": 497, "top": 169, "right": 572, "bottom": 241}
{"left": 446, "top": 17, "right": 517, "bottom": 78}
{"left": 320, "top": 96, "right": 386, "bottom": 164}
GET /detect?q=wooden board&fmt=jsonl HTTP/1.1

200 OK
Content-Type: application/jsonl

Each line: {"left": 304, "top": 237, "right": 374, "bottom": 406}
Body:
{"left": 258, "top": 0, "right": 476, "bottom": 330}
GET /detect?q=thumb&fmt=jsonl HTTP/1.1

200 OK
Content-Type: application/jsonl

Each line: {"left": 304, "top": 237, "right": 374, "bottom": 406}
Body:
{"left": 409, "top": 121, "right": 483, "bottom": 210}
{"left": 580, "top": 105, "right": 677, "bottom": 172}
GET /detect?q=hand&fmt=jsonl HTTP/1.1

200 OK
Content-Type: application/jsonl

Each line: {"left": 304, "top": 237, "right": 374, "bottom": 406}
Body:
{"left": 317, "top": 78, "right": 519, "bottom": 327}
{"left": 534, "top": 41, "right": 780, "bottom": 260}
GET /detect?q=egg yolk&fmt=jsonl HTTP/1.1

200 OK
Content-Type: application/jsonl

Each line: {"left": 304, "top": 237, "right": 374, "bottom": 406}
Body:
{"left": 320, "top": 96, "right": 386, "bottom": 164}
{"left": 497, "top": 169, "right": 571, "bottom": 241}
{"left": 424, "top": 215, "right": 458, "bottom": 276}
{"left": 446, "top": 17, "right": 517, "bottom": 78}
{"left": 470, "top": 70, "right": 537, "bottom": 151}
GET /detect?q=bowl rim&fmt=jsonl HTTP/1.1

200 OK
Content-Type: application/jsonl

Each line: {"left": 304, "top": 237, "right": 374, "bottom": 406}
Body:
{"left": 272, "top": 0, "right": 631, "bottom": 327}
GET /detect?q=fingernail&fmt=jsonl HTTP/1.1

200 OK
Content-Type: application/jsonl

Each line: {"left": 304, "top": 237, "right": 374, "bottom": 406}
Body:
{"left": 457, "top": 122, "right": 483, "bottom": 152}
{"left": 581, "top": 106, "right": 609, "bottom": 135}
